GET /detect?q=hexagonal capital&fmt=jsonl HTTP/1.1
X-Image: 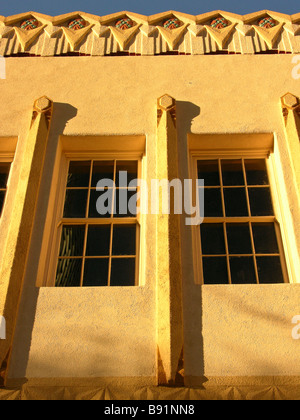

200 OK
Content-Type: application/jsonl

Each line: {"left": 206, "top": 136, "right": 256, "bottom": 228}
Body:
{"left": 158, "top": 94, "right": 176, "bottom": 111}
{"left": 34, "top": 96, "right": 53, "bottom": 113}
{"left": 281, "top": 93, "right": 300, "bottom": 110}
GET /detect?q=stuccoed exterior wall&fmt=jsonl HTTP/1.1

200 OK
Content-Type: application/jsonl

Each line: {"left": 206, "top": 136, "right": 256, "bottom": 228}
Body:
{"left": 0, "top": 54, "right": 299, "bottom": 381}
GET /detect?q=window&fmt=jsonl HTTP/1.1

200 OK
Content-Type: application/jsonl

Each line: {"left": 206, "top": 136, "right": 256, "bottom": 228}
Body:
{"left": 197, "top": 158, "right": 288, "bottom": 284}
{"left": 55, "top": 159, "right": 140, "bottom": 287}
{"left": 0, "top": 162, "right": 11, "bottom": 216}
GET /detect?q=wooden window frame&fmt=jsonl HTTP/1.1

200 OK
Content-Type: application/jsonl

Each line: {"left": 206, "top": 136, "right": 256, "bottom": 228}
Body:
{"left": 188, "top": 133, "right": 293, "bottom": 285}
{"left": 37, "top": 135, "right": 145, "bottom": 287}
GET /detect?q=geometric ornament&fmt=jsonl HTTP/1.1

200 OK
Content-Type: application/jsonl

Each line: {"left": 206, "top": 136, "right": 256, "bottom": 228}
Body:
{"left": 163, "top": 18, "right": 183, "bottom": 30}
{"left": 20, "top": 19, "right": 38, "bottom": 30}
{"left": 252, "top": 22, "right": 284, "bottom": 49}
{"left": 68, "top": 19, "right": 87, "bottom": 30}
{"left": 115, "top": 18, "right": 134, "bottom": 30}
{"left": 205, "top": 22, "right": 236, "bottom": 49}
{"left": 211, "top": 17, "right": 229, "bottom": 29}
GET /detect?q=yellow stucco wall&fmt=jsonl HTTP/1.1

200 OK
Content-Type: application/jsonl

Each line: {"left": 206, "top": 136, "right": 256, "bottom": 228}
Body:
{"left": 0, "top": 54, "right": 299, "bottom": 381}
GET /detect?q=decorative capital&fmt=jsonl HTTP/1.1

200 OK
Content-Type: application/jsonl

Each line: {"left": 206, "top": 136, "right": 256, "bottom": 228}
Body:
{"left": 281, "top": 93, "right": 300, "bottom": 125}
{"left": 281, "top": 93, "right": 300, "bottom": 110}
{"left": 32, "top": 96, "right": 53, "bottom": 128}
{"left": 34, "top": 96, "right": 53, "bottom": 113}
{"left": 157, "top": 94, "right": 176, "bottom": 111}
{"left": 157, "top": 95, "right": 176, "bottom": 127}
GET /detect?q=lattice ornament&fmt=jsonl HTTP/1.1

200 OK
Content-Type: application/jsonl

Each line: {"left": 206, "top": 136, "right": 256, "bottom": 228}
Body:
{"left": 68, "top": 18, "right": 87, "bottom": 30}
{"left": 258, "top": 17, "right": 277, "bottom": 29}
{"left": 163, "top": 18, "right": 183, "bottom": 30}
{"left": 211, "top": 17, "right": 229, "bottom": 29}
{"left": 20, "top": 19, "right": 38, "bottom": 30}
{"left": 115, "top": 18, "right": 134, "bottom": 30}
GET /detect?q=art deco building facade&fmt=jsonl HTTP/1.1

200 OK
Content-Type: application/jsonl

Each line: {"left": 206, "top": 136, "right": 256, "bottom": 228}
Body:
{"left": 0, "top": 10, "right": 300, "bottom": 400}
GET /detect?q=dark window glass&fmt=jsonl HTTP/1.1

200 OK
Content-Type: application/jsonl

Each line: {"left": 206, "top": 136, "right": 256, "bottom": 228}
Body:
{"left": 227, "top": 223, "right": 252, "bottom": 254}
{"left": 256, "top": 256, "right": 284, "bottom": 284}
{"left": 91, "top": 161, "right": 114, "bottom": 187}
{"left": 202, "top": 257, "right": 228, "bottom": 284}
{"left": 197, "top": 160, "right": 220, "bottom": 186}
{"left": 0, "top": 191, "right": 6, "bottom": 215}
{"left": 116, "top": 161, "right": 138, "bottom": 187}
{"left": 83, "top": 259, "right": 109, "bottom": 286}
{"left": 63, "top": 189, "right": 88, "bottom": 218}
{"left": 67, "top": 161, "right": 91, "bottom": 188}
{"left": 203, "top": 188, "right": 223, "bottom": 217}
{"left": 0, "top": 163, "right": 10, "bottom": 188}
{"left": 230, "top": 257, "right": 256, "bottom": 284}
{"left": 252, "top": 223, "right": 279, "bottom": 254}
{"left": 248, "top": 187, "right": 274, "bottom": 216}
{"left": 112, "top": 225, "right": 136, "bottom": 256}
{"left": 201, "top": 224, "right": 225, "bottom": 255}
{"left": 86, "top": 225, "right": 111, "bottom": 256}
{"left": 89, "top": 189, "right": 113, "bottom": 218}
{"left": 110, "top": 258, "right": 136, "bottom": 286}
{"left": 245, "top": 159, "right": 269, "bottom": 185}
{"left": 224, "top": 188, "right": 248, "bottom": 217}
{"left": 59, "top": 225, "right": 85, "bottom": 256}
{"left": 221, "top": 160, "right": 244, "bottom": 186}
{"left": 55, "top": 258, "right": 82, "bottom": 287}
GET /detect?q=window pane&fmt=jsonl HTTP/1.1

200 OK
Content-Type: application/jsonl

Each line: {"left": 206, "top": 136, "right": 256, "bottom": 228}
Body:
{"left": 252, "top": 223, "right": 279, "bottom": 254}
{"left": 203, "top": 188, "right": 223, "bottom": 218}
{"left": 114, "top": 189, "right": 137, "bottom": 218}
{"left": 112, "top": 225, "right": 136, "bottom": 256}
{"left": 230, "top": 257, "right": 256, "bottom": 284}
{"left": 221, "top": 160, "right": 244, "bottom": 186}
{"left": 0, "top": 191, "right": 6, "bottom": 215}
{"left": 110, "top": 258, "right": 136, "bottom": 286}
{"left": 0, "top": 163, "right": 10, "bottom": 188}
{"left": 86, "top": 225, "right": 111, "bottom": 256}
{"left": 256, "top": 256, "right": 284, "bottom": 283}
{"left": 91, "top": 161, "right": 114, "bottom": 187}
{"left": 59, "top": 225, "right": 85, "bottom": 256}
{"left": 245, "top": 159, "right": 268, "bottom": 185}
{"left": 116, "top": 161, "right": 138, "bottom": 187}
{"left": 67, "top": 161, "right": 91, "bottom": 188}
{"left": 200, "top": 224, "right": 226, "bottom": 255}
{"left": 83, "top": 259, "right": 109, "bottom": 286}
{"left": 89, "top": 189, "right": 113, "bottom": 218}
{"left": 63, "top": 189, "right": 88, "bottom": 218}
{"left": 202, "top": 257, "right": 228, "bottom": 284}
{"left": 197, "top": 160, "right": 220, "bottom": 186}
{"left": 248, "top": 187, "right": 274, "bottom": 216}
{"left": 226, "top": 223, "right": 252, "bottom": 254}
{"left": 55, "top": 258, "right": 82, "bottom": 287}
{"left": 224, "top": 188, "right": 248, "bottom": 217}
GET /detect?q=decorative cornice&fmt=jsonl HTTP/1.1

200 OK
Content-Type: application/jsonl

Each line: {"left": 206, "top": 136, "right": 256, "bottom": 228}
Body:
{"left": 0, "top": 10, "right": 299, "bottom": 56}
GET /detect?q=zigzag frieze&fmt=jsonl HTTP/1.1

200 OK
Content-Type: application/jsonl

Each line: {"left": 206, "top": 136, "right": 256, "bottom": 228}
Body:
{"left": 0, "top": 10, "right": 299, "bottom": 56}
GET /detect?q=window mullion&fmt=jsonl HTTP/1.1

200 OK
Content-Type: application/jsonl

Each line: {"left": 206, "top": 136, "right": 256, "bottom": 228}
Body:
{"left": 223, "top": 222, "right": 232, "bottom": 284}
{"left": 108, "top": 222, "right": 114, "bottom": 286}
{"left": 248, "top": 221, "right": 260, "bottom": 284}
{"left": 79, "top": 223, "right": 88, "bottom": 287}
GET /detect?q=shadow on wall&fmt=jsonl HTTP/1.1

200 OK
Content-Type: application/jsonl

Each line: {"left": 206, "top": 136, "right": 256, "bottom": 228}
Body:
{"left": 175, "top": 101, "right": 207, "bottom": 385}
{"left": 8, "top": 102, "right": 77, "bottom": 382}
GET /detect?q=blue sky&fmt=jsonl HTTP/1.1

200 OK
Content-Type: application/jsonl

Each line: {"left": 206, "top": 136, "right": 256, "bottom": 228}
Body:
{"left": 0, "top": 0, "right": 299, "bottom": 17}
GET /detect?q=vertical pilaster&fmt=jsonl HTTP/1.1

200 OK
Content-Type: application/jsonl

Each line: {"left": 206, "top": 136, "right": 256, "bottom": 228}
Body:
{"left": 156, "top": 95, "right": 184, "bottom": 385}
{"left": 0, "top": 96, "right": 53, "bottom": 386}
{"left": 281, "top": 93, "right": 300, "bottom": 202}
